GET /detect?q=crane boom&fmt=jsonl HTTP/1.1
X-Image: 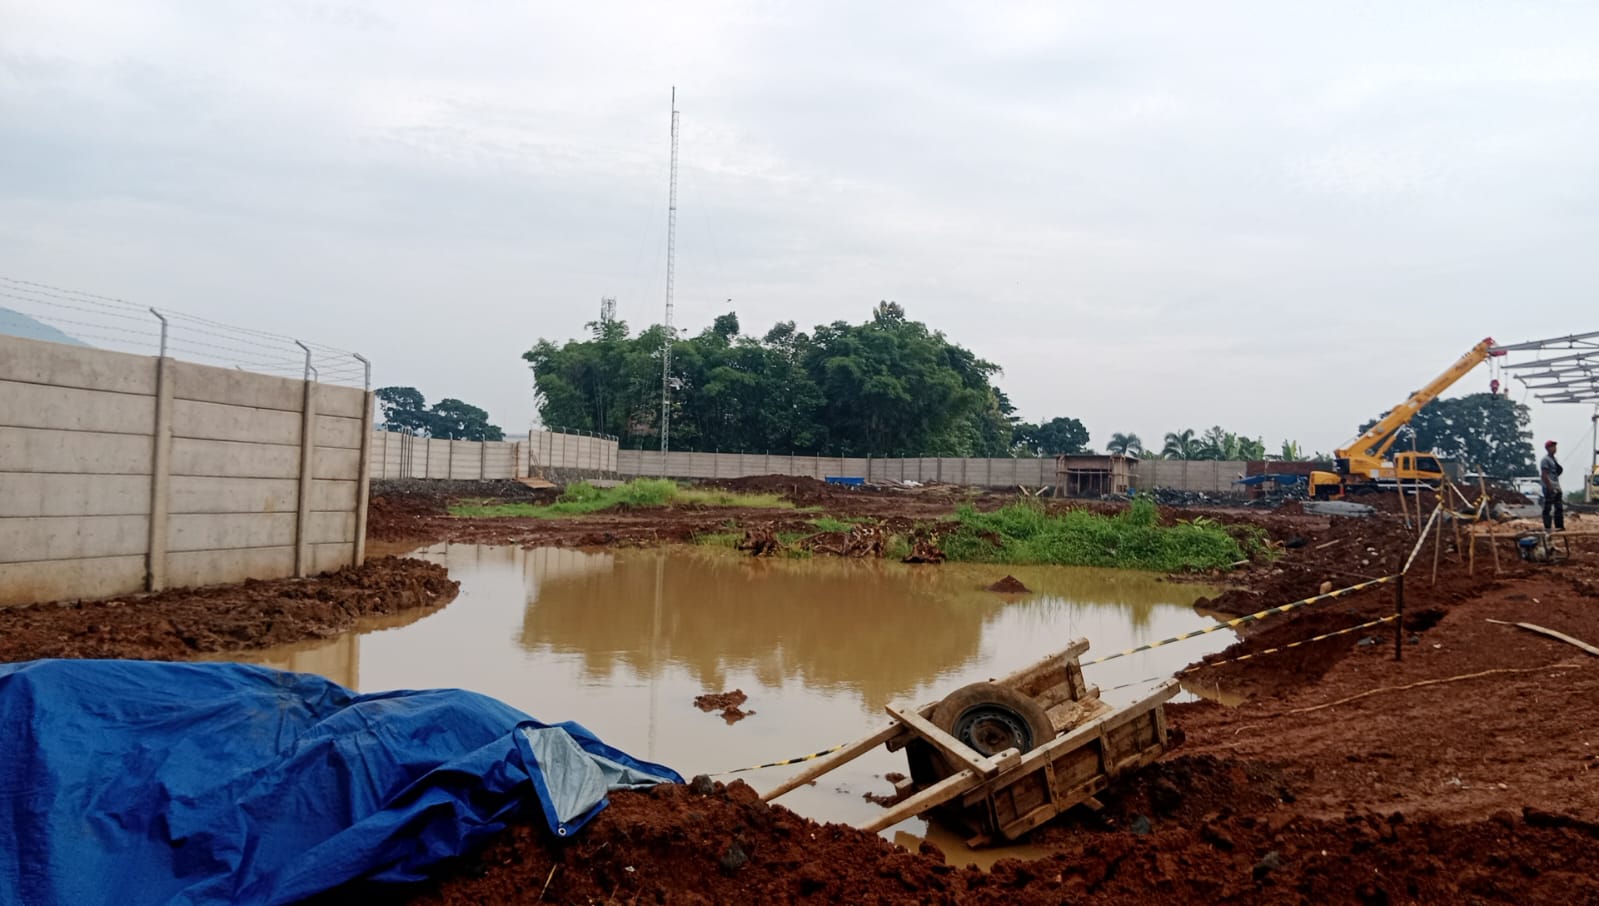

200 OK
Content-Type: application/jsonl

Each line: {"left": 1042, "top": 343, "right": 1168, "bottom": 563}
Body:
{"left": 1336, "top": 337, "right": 1502, "bottom": 461}
{"left": 1310, "top": 336, "right": 1504, "bottom": 499}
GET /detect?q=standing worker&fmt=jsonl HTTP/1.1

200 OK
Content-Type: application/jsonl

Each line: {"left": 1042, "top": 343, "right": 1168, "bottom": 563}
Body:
{"left": 1540, "top": 440, "right": 1564, "bottom": 532}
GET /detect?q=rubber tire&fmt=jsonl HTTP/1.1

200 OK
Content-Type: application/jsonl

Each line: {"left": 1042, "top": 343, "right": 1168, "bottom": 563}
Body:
{"left": 930, "top": 682, "right": 1056, "bottom": 763}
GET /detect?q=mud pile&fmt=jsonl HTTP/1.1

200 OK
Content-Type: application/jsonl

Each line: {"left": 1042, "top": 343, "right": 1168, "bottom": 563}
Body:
{"left": 0, "top": 557, "right": 457, "bottom": 661}
{"left": 377, "top": 778, "right": 1599, "bottom": 905}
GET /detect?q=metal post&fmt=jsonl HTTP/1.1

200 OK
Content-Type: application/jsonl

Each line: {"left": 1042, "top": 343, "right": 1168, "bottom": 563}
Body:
{"left": 353, "top": 353, "right": 370, "bottom": 392}
{"left": 294, "top": 340, "right": 312, "bottom": 382}
{"left": 149, "top": 308, "right": 168, "bottom": 358}
{"left": 1590, "top": 409, "right": 1597, "bottom": 505}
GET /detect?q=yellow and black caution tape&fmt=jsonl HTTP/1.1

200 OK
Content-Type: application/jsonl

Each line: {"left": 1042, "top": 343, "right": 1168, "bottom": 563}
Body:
{"left": 1103, "top": 614, "right": 1403, "bottom": 693}
{"left": 1182, "top": 614, "right": 1398, "bottom": 670}
{"left": 712, "top": 743, "right": 850, "bottom": 776}
{"left": 1083, "top": 574, "right": 1398, "bottom": 666}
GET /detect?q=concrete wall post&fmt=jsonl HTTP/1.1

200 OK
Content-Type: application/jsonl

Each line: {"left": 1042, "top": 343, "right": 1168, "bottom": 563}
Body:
{"left": 353, "top": 391, "right": 374, "bottom": 566}
{"left": 145, "top": 355, "right": 174, "bottom": 591}
{"left": 293, "top": 376, "right": 318, "bottom": 577}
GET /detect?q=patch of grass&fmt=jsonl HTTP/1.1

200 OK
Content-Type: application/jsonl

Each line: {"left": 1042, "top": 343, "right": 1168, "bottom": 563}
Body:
{"left": 693, "top": 532, "right": 743, "bottom": 548}
{"left": 885, "top": 534, "right": 912, "bottom": 561}
{"left": 940, "top": 497, "right": 1249, "bottom": 572}
{"left": 675, "top": 487, "right": 791, "bottom": 509}
{"left": 808, "top": 515, "right": 868, "bottom": 533}
{"left": 445, "top": 478, "right": 793, "bottom": 519}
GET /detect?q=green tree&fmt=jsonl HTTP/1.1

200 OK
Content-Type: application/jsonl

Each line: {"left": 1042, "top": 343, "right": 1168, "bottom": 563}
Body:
{"left": 522, "top": 303, "right": 1004, "bottom": 455}
{"left": 375, "top": 386, "right": 431, "bottom": 434}
{"left": 1358, "top": 392, "right": 1534, "bottom": 477}
{"left": 1272, "top": 439, "right": 1305, "bottom": 461}
{"left": 1107, "top": 432, "right": 1144, "bottom": 457}
{"left": 373, "top": 386, "right": 504, "bottom": 441}
{"left": 1014, "top": 417, "right": 1091, "bottom": 456}
{"left": 1162, "top": 428, "right": 1200, "bottom": 460}
{"left": 429, "top": 398, "right": 505, "bottom": 441}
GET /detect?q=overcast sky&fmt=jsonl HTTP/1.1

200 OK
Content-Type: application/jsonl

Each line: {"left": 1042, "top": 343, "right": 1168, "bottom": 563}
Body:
{"left": 3, "top": 1, "right": 1596, "bottom": 462}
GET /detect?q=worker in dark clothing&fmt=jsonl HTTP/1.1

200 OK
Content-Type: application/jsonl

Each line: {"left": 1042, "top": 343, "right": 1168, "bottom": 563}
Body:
{"left": 1540, "top": 439, "right": 1564, "bottom": 532}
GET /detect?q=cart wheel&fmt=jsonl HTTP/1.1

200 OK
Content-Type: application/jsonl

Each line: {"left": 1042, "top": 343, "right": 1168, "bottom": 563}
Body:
{"left": 931, "top": 682, "right": 1055, "bottom": 760}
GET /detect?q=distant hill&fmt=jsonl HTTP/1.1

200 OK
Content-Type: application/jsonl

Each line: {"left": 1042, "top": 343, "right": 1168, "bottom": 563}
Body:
{"left": 0, "top": 307, "right": 89, "bottom": 347}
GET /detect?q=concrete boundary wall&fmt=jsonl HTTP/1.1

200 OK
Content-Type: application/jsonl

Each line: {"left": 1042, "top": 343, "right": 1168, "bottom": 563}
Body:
{"left": 613, "top": 450, "right": 1254, "bottom": 493}
{"left": 615, "top": 451, "right": 1061, "bottom": 487}
{"left": 1136, "top": 460, "right": 1249, "bottom": 492}
{"left": 0, "top": 334, "right": 372, "bottom": 607}
{"left": 367, "top": 429, "right": 619, "bottom": 481}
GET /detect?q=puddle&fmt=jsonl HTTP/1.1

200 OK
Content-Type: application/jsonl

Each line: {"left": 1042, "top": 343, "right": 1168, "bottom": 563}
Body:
{"left": 233, "top": 544, "right": 1233, "bottom": 849}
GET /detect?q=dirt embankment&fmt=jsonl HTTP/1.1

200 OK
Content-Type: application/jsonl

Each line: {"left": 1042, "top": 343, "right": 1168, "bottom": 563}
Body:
{"left": 0, "top": 557, "right": 457, "bottom": 661}
{"left": 370, "top": 484, "right": 1599, "bottom": 905}
{"left": 9, "top": 478, "right": 1599, "bottom": 903}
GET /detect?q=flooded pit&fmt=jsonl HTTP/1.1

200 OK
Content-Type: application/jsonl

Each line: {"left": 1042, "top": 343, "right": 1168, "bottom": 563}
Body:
{"left": 236, "top": 544, "right": 1232, "bottom": 855}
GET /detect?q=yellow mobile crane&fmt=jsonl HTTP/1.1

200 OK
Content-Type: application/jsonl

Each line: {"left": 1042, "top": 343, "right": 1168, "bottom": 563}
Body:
{"left": 1309, "top": 337, "right": 1506, "bottom": 500}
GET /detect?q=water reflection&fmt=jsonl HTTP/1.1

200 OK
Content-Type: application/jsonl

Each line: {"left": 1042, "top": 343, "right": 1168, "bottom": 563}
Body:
{"left": 518, "top": 548, "right": 1184, "bottom": 711}
{"left": 228, "top": 543, "right": 1232, "bottom": 837}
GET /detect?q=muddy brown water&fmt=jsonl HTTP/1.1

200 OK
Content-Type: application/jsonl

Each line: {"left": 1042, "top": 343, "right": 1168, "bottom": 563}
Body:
{"left": 235, "top": 544, "right": 1229, "bottom": 865}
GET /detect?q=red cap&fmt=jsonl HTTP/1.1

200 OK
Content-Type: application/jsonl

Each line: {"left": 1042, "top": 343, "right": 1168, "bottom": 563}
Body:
{"left": 1546, "top": 439, "right": 1558, "bottom": 448}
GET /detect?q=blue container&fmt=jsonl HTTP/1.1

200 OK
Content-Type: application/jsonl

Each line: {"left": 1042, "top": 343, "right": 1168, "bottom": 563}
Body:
{"left": 824, "top": 476, "right": 865, "bottom": 487}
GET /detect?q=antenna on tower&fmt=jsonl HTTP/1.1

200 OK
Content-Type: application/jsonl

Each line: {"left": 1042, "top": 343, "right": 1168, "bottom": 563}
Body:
{"left": 599, "top": 296, "right": 616, "bottom": 324}
{"left": 661, "top": 87, "right": 679, "bottom": 456}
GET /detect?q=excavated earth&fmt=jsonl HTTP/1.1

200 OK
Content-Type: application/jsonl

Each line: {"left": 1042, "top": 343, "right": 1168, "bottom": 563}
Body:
{"left": 7, "top": 477, "right": 1599, "bottom": 903}
{"left": 0, "top": 556, "right": 457, "bottom": 661}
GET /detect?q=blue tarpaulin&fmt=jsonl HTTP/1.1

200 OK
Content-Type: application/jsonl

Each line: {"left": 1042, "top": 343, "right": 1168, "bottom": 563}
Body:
{"left": 0, "top": 659, "right": 682, "bottom": 906}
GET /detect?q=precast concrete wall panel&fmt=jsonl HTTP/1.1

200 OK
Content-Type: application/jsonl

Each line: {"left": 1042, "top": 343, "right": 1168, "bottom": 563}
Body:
{"left": 0, "top": 380, "right": 156, "bottom": 434}
{"left": 311, "top": 480, "right": 360, "bottom": 513}
{"left": 167, "top": 513, "right": 298, "bottom": 552}
{"left": 170, "top": 361, "right": 304, "bottom": 412}
{"left": 0, "top": 557, "right": 148, "bottom": 604}
{"left": 0, "top": 337, "right": 156, "bottom": 394}
{"left": 0, "top": 514, "right": 150, "bottom": 563}
{"left": 0, "top": 334, "right": 371, "bottom": 608}
{"left": 312, "top": 542, "right": 356, "bottom": 573}
{"left": 168, "top": 477, "right": 299, "bottom": 515}
{"left": 314, "top": 415, "right": 365, "bottom": 450}
{"left": 171, "top": 438, "right": 300, "bottom": 479}
{"left": 312, "top": 383, "right": 367, "bottom": 419}
{"left": 0, "top": 474, "right": 152, "bottom": 518}
{"left": 170, "top": 398, "right": 302, "bottom": 445}
{"left": 0, "top": 428, "right": 154, "bottom": 474}
{"left": 166, "top": 547, "right": 295, "bottom": 589}
{"left": 313, "top": 448, "right": 363, "bottom": 481}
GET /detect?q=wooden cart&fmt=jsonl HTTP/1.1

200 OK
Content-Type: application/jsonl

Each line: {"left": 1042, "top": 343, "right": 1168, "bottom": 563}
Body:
{"left": 762, "top": 639, "right": 1177, "bottom": 847}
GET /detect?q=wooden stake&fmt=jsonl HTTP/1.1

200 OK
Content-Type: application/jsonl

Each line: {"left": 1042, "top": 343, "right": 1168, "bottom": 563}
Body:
{"left": 1477, "top": 473, "right": 1501, "bottom": 575}
{"left": 1486, "top": 619, "right": 1599, "bottom": 657}
{"left": 1394, "top": 570, "right": 1405, "bottom": 662}
{"left": 1431, "top": 508, "right": 1444, "bottom": 586}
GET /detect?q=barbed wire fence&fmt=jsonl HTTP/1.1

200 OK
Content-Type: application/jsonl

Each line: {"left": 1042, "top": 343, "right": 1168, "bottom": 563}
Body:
{"left": 0, "top": 275, "right": 370, "bottom": 389}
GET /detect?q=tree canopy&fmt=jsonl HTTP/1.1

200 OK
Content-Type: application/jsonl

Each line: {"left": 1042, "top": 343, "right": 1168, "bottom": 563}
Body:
{"left": 1155, "top": 426, "right": 1265, "bottom": 461}
{"left": 525, "top": 304, "right": 1026, "bottom": 456}
{"left": 375, "top": 386, "right": 504, "bottom": 441}
{"left": 1358, "top": 392, "right": 1534, "bottom": 477}
{"left": 1013, "top": 417, "right": 1091, "bottom": 456}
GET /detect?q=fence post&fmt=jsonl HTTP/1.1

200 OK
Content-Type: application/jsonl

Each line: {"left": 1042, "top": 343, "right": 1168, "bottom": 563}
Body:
{"left": 293, "top": 377, "right": 318, "bottom": 577}
{"left": 353, "top": 391, "right": 375, "bottom": 566}
{"left": 145, "top": 353, "right": 174, "bottom": 591}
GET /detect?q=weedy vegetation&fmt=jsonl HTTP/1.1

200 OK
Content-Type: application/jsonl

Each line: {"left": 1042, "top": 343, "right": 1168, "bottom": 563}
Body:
{"left": 940, "top": 497, "right": 1266, "bottom": 572}
{"left": 447, "top": 479, "right": 792, "bottom": 518}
